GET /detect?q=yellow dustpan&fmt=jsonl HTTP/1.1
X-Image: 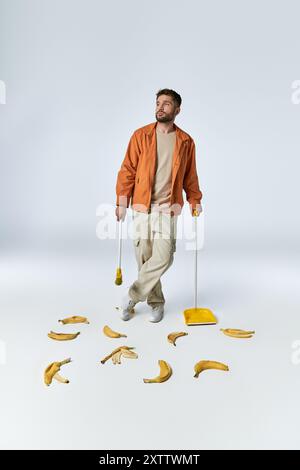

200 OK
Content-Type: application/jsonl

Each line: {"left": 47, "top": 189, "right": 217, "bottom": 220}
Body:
{"left": 183, "top": 209, "right": 217, "bottom": 326}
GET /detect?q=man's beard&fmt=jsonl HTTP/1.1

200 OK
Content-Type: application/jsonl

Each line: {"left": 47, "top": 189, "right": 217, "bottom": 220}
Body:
{"left": 156, "top": 112, "right": 174, "bottom": 123}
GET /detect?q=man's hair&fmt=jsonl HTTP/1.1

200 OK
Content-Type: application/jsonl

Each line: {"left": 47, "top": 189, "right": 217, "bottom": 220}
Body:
{"left": 156, "top": 88, "right": 182, "bottom": 108}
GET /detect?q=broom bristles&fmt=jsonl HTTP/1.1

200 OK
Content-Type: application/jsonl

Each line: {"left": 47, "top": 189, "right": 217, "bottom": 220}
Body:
{"left": 115, "top": 267, "right": 122, "bottom": 285}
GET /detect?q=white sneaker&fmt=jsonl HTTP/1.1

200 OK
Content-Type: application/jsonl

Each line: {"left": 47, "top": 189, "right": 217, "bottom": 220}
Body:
{"left": 120, "top": 293, "right": 137, "bottom": 321}
{"left": 149, "top": 305, "right": 164, "bottom": 323}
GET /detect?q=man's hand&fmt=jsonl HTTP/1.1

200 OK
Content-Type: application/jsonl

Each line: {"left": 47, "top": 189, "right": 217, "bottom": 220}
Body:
{"left": 115, "top": 206, "right": 127, "bottom": 222}
{"left": 191, "top": 203, "right": 203, "bottom": 217}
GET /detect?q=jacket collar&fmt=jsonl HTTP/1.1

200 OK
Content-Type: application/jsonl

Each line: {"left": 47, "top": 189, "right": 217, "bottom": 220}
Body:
{"left": 144, "top": 121, "right": 189, "bottom": 142}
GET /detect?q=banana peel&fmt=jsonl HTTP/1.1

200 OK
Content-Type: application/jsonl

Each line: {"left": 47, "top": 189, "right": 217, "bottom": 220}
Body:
{"left": 44, "top": 358, "right": 71, "bottom": 386}
{"left": 221, "top": 328, "right": 255, "bottom": 339}
{"left": 100, "top": 346, "right": 136, "bottom": 365}
{"left": 58, "top": 316, "right": 89, "bottom": 324}
{"left": 111, "top": 348, "right": 138, "bottom": 365}
{"left": 48, "top": 331, "right": 80, "bottom": 341}
{"left": 167, "top": 331, "right": 188, "bottom": 346}
{"left": 103, "top": 325, "right": 127, "bottom": 339}
{"left": 194, "top": 360, "right": 229, "bottom": 378}
{"left": 143, "top": 360, "right": 172, "bottom": 383}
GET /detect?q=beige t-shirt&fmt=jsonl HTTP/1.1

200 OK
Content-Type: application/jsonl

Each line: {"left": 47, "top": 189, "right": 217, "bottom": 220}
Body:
{"left": 150, "top": 128, "right": 176, "bottom": 213}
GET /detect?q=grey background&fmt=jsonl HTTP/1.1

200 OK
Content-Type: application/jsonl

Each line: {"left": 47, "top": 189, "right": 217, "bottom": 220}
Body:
{"left": 1, "top": 0, "right": 299, "bottom": 252}
{"left": 0, "top": 0, "right": 300, "bottom": 450}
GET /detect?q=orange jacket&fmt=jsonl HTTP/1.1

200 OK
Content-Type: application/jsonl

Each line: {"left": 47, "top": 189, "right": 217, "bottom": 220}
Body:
{"left": 116, "top": 121, "right": 203, "bottom": 215}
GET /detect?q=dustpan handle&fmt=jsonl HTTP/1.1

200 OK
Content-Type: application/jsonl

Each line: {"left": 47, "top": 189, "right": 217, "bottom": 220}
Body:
{"left": 194, "top": 213, "right": 198, "bottom": 310}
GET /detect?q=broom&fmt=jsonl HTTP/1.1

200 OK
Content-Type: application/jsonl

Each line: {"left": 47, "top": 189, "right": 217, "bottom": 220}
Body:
{"left": 115, "top": 217, "right": 123, "bottom": 285}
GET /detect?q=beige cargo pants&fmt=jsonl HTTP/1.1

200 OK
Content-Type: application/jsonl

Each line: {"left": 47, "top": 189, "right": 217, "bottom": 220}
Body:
{"left": 128, "top": 209, "right": 178, "bottom": 307}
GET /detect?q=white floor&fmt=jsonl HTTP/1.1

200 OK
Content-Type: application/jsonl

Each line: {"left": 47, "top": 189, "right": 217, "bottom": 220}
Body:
{"left": 0, "top": 242, "right": 299, "bottom": 450}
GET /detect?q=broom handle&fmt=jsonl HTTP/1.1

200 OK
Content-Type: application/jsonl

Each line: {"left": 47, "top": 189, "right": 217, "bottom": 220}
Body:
{"left": 118, "top": 219, "right": 122, "bottom": 268}
{"left": 194, "top": 214, "right": 198, "bottom": 310}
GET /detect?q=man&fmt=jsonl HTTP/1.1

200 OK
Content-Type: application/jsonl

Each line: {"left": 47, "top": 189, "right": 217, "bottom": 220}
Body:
{"left": 115, "top": 88, "right": 203, "bottom": 322}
